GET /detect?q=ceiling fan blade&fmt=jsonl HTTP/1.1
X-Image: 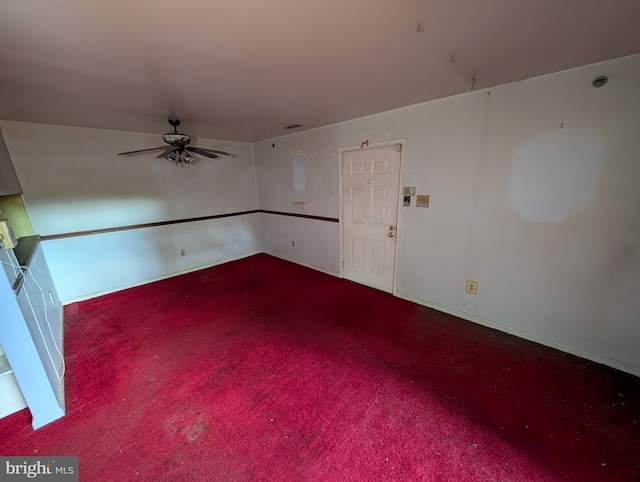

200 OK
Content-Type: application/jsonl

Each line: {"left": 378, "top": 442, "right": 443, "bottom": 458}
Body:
{"left": 118, "top": 147, "right": 169, "bottom": 156}
{"left": 186, "top": 147, "right": 219, "bottom": 158}
{"left": 156, "top": 150, "right": 174, "bottom": 159}
{"left": 186, "top": 146, "right": 231, "bottom": 157}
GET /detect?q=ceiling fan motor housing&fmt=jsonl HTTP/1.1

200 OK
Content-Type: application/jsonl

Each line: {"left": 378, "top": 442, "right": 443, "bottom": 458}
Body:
{"left": 162, "top": 118, "right": 191, "bottom": 146}
{"left": 162, "top": 132, "right": 191, "bottom": 147}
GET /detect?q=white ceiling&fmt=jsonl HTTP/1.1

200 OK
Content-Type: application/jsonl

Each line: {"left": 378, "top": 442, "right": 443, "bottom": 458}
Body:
{"left": 1, "top": 0, "right": 639, "bottom": 142}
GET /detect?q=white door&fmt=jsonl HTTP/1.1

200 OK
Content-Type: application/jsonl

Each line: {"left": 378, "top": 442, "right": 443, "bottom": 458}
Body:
{"left": 341, "top": 143, "right": 402, "bottom": 293}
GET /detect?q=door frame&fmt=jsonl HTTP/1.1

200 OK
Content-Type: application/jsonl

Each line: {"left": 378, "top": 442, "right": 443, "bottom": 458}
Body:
{"left": 338, "top": 138, "right": 407, "bottom": 295}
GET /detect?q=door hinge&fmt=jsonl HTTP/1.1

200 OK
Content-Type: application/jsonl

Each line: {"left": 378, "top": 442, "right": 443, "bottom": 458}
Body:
{"left": 396, "top": 143, "right": 403, "bottom": 152}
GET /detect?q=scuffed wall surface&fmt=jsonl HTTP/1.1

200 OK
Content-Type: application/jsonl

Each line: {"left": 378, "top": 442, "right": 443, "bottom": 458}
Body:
{"left": 1, "top": 122, "right": 262, "bottom": 300}
{"left": 254, "top": 54, "right": 640, "bottom": 370}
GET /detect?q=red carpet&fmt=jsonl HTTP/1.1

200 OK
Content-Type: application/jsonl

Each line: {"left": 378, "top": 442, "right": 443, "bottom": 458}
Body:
{"left": 1, "top": 254, "right": 639, "bottom": 481}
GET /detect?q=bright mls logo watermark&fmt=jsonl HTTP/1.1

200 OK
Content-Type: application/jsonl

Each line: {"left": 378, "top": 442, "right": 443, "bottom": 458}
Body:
{"left": 0, "top": 457, "right": 77, "bottom": 481}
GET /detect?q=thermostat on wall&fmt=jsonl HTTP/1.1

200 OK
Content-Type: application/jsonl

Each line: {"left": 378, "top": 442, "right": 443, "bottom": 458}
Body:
{"left": 403, "top": 186, "right": 416, "bottom": 196}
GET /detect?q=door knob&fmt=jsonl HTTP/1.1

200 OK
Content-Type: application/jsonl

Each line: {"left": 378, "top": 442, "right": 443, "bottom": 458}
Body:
{"left": 388, "top": 225, "right": 395, "bottom": 237}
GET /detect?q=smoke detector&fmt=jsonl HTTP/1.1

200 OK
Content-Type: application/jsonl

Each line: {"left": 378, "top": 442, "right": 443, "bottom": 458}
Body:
{"left": 592, "top": 75, "right": 608, "bottom": 88}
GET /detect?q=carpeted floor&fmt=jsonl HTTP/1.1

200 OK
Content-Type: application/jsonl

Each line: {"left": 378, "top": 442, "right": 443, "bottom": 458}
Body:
{"left": 1, "top": 254, "right": 639, "bottom": 481}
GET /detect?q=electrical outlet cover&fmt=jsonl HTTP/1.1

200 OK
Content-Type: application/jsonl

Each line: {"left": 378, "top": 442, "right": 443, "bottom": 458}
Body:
{"left": 465, "top": 280, "right": 478, "bottom": 295}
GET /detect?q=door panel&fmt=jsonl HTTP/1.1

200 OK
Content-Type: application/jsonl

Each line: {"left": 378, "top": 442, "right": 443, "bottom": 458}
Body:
{"left": 351, "top": 160, "right": 366, "bottom": 174}
{"left": 351, "top": 236, "right": 364, "bottom": 270}
{"left": 370, "top": 239, "right": 385, "bottom": 276}
{"left": 351, "top": 187, "right": 366, "bottom": 224}
{"left": 342, "top": 144, "right": 401, "bottom": 293}
{"left": 372, "top": 158, "right": 389, "bottom": 174}
{"left": 371, "top": 186, "right": 388, "bottom": 225}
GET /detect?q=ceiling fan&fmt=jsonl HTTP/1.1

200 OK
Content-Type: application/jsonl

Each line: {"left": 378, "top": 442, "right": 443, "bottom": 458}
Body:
{"left": 118, "top": 118, "right": 231, "bottom": 165}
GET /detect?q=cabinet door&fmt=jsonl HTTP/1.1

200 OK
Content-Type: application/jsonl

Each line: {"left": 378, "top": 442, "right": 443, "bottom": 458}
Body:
{"left": 30, "top": 245, "right": 62, "bottom": 348}
{"left": 0, "top": 370, "right": 27, "bottom": 419}
{"left": 16, "top": 244, "right": 64, "bottom": 403}
{"left": 0, "top": 263, "right": 64, "bottom": 429}
{"left": 0, "top": 129, "right": 21, "bottom": 195}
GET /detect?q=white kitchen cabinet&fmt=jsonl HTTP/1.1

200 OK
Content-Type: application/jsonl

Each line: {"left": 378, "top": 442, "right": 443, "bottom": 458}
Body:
{"left": 0, "top": 252, "right": 26, "bottom": 419}
{"left": 0, "top": 237, "right": 64, "bottom": 429}
{"left": 15, "top": 243, "right": 65, "bottom": 405}
{"left": 0, "top": 348, "right": 27, "bottom": 419}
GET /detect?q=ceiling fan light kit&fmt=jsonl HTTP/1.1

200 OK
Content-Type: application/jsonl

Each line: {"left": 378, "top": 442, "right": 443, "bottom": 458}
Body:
{"left": 117, "top": 118, "right": 231, "bottom": 166}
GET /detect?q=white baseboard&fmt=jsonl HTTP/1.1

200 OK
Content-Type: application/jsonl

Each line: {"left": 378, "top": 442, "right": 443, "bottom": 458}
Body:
{"left": 262, "top": 251, "right": 341, "bottom": 278}
{"left": 63, "top": 250, "right": 339, "bottom": 305}
{"left": 59, "top": 250, "right": 640, "bottom": 378}
{"left": 61, "top": 251, "right": 262, "bottom": 304}
{"left": 0, "top": 398, "right": 27, "bottom": 419}
{"left": 32, "top": 406, "right": 65, "bottom": 430}
{"left": 395, "top": 291, "right": 640, "bottom": 378}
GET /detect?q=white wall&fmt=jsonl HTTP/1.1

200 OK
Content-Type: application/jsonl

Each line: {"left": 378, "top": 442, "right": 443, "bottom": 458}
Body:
{"left": 40, "top": 214, "right": 262, "bottom": 301}
{"left": 254, "top": 54, "right": 640, "bottom": 374}
{"left": 255, "top": 131, "right": 342, "bottom": 273}
{"left": 260, "top": 213, "right": 340, "bottom": 274}
{"left": 2, "top": 55, "right": 638, "bottom": 374}
{"left": 0, "top": 121, "right": 262, "bottom": 301}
